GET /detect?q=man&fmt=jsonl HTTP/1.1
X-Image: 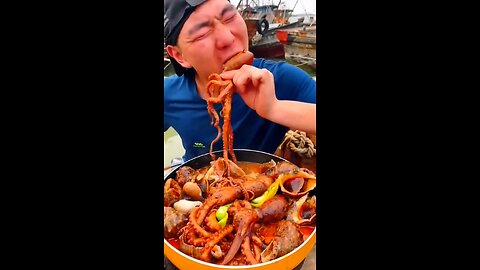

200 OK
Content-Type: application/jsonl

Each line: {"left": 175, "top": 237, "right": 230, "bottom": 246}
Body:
{"left": 164, "top": 0, "right": 316, "bottom": 162}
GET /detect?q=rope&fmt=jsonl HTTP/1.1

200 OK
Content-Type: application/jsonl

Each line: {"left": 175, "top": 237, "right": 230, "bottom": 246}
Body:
{"left": 280, "top": 130, "right": 316, "bottom": 158}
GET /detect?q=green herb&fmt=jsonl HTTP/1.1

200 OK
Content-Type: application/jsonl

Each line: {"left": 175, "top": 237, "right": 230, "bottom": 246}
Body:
{"left": 215, "top": 203, "right": 231, "bottom": 229}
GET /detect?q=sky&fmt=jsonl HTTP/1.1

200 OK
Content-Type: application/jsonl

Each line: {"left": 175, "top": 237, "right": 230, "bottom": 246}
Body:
{"left": 230, "top": 0, "right": 316, "bottom": 15}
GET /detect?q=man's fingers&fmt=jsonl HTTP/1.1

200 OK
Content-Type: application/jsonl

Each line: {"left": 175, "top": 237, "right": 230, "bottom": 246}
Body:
{"left": 219, "top": 70, "right": 236, "bottom": 80}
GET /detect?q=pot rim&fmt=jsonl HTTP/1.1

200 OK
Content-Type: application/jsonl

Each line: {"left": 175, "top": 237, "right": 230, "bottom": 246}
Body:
{"left": 164, "top": 229, "right": 316, "bottom": 269}
{"left": 164, "top": 149, "right": 290, "bottom": 180}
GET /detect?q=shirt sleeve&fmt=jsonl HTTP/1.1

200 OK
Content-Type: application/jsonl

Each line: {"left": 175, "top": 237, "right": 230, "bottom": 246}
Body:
{"left": 254, "top": 59, "right": 316, "bottom": 103}
{"left": 271, "top": 61, "right": 316, "bottom": 103}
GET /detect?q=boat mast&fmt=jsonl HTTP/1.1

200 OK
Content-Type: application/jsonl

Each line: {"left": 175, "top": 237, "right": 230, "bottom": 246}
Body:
{"left": 292, "top": 0, "right": 300, "bottom": 12}
{"left": 236, "top": 0, "right": 242, "bottom": 9}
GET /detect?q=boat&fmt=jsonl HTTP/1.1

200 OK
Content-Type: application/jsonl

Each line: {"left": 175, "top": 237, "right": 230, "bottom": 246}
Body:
{"left": 236, "top": 0, "right": 302, "bottom": 58}
{"left": 248, "top": 18, "right": 305, "bottom": 58}
{"left": 276, "top": 25, "right": 316, "bottom": 69}
{"left": 288, "top": 12, "right": 316, "bottom": 26}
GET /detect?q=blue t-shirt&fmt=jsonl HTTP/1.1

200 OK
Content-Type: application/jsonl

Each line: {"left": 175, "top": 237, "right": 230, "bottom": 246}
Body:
{"left": 164, "top": 58, "right": 316, "bottom": 162}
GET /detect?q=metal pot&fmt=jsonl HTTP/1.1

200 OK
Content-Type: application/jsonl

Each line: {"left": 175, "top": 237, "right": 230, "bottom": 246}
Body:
{"left": 164, "top": 149, "right": 316, "bottom": 270}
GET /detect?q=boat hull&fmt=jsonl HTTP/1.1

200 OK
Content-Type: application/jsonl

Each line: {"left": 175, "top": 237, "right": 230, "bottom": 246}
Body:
{"left": 248, "top": 20, "right": 304, "bottom": 59}
{"left": 250, "top": 42, "right": 285, "bottom": 58}
{"left": 276, "top": 27, "right": 316, "bottom": 69}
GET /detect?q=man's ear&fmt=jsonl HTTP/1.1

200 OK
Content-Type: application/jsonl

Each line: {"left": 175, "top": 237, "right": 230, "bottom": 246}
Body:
{"left": 166, "top": 45, "right": 193, "bottom": 69}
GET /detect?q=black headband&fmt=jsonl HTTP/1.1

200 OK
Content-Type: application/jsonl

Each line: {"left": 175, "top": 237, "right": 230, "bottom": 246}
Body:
{"left": 164, "top": 0, "right": 208, "bottom": 76}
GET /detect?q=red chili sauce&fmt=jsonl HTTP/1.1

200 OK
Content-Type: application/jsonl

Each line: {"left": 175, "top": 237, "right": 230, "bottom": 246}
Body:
{"left": 299, "top": 226, "right": 315, "bottom": 238}
{"left": 166, "top": 238, "right": 180, "bottom": 250}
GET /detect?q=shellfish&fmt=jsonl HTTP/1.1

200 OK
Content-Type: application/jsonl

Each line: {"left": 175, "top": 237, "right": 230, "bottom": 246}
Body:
{"left": 277, "top": 170, "right": 316, "bottom": 198}
{"left": 173, "top": 199, "right": 202, "bottom": 214}
{"left": 164, "top": 178, "right": 183, "bottom": 207}
{"left": 287, "top": 194, "right": 316, "bottom": 226}
{"left": 183, "top": 182, "right": 204, "bottom": 201}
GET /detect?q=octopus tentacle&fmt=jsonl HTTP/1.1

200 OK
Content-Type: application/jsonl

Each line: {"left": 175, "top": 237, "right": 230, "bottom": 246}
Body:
{"left": 205, "top": 50, "right": 254, "bottom": 165}
{"left": 221, "top": 85, "right": 233, "bottom": 161}
{"left": 195, "top": 198, "right": 219, "bottom": 225}
{"left": 207, "top": 79, "right": 230, "bottom": 86}
{"left": 207, "top": 100, "right": 221, "bottom": 161}
{"left": 235, "top": 182, "right": 254, "bottom": 201}
{"left": 185, "top": 225, "right": 207, "bottom": 246}
{"left": 208, "top": 118, "right": 222, "bottom": 160}
{"left": 207, "top": 102, "right": 219, "bottom": 125}
{"left": 229, "top": 127, "right": 237, "bottom": 163}
{"left": 221, "top": 208, "right": 258, "bottom": 265}
{"left": 241, "top": 228, "right": 258, "bottom": 265}
{"left": 208, "top": 73, "right": 222, "bottom": 81}
{"left": 200, "top": 225, "right": 234, "bottom": 262}
{"left": 253, "top": 242, "right": 262, "bottom": 262}
{"left": 220, "top": 85, "right": 237, "bottom": 163}
{"left": 251, "top": 234, "right": 263, "bottom": 247}
{"left": 189, "top": 207, "right": 212, "bottom": 238}
{"left": 206, "top": 75, "right": 235, "bottom": 165}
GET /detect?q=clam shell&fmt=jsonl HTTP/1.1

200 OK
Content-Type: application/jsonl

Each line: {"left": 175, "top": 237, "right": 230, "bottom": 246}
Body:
{"left": 183, "top": 182, "right": 204, "bottom": 201}
{"left": 203, "top": 158, "right": 247, "bottom": 181}
{"left": 278, "top": 170, "right": 316, "bottom": 198}
{"left": 289, "top": 194, "right": 316, "bottom": 226}
{"left": 202, "top": 163, "right": 218, "bottom": 183}
{"left": 179, "top": 233, "right": 203, "bottom": 259}
{"left": 173, "top": 199, "right": 202, "bottom": 214}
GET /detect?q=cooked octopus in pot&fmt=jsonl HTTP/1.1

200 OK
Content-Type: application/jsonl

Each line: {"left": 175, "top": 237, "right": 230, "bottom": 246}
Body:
{"left": 164, "top": 159, "right": 316, "bottom": 266}
{"left": 164, "top": 50, "right": 315, "bottom": 266}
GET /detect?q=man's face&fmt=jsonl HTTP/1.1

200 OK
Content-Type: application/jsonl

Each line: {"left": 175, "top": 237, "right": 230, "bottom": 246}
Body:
{"left": 175, "top": 0, "right": 249, "bottom": 79}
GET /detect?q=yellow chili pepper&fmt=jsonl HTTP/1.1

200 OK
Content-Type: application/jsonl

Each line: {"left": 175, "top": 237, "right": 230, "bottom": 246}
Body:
{"left": 251, "top": 178, "right": 281, "bottom": 208}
